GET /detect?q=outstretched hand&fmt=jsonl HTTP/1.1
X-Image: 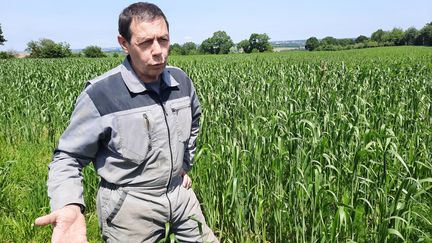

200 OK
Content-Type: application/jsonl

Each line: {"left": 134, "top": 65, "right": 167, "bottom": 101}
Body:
{"left": 35, "top": 204, "right": 88, "bottom": 243}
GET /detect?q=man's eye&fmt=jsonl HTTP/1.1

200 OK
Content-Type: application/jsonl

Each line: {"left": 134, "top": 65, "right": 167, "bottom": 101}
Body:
{"left": 139, "top": 40, "right": 151, "bottom": 46}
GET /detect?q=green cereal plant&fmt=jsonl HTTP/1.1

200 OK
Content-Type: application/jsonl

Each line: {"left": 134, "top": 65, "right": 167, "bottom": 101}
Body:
{"left": 0, "top": 47, "right": 431, "bottom": 242}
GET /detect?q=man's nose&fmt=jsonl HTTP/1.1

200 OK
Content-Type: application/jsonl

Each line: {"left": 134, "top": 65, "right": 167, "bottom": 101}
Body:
{"left": 152, "top": 40, "right": 162, "bottom": 55}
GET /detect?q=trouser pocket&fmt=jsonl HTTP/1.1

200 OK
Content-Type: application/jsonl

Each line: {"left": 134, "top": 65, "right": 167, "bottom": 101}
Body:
{"left": 97, "top": 188, "right": 164, "bottom": 242}
{"left": 106, "top": 189, "right": 128, "bottom": 225}
{"left": 98, "top": 186, "right": 129, "bottom": 227}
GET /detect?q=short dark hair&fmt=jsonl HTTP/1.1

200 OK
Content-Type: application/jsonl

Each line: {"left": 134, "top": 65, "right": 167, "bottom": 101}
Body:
{"left": 118, "top": 2, "right": 169, "bottom": 43}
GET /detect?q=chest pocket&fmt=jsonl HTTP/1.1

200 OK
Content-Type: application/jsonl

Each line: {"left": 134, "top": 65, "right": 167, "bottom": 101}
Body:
{"left": 171, "top": 99, "right": 192, "bottom": 143}
{"left": 114, "top": 110, "right": 153, "bottom": 164}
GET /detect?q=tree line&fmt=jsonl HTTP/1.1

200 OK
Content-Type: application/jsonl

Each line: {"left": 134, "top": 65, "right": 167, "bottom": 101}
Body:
{"left": 0, "top": 23, "right": 272, "bottom": 58}
{"left": 26, "top": 39, "right": 114, "bottom": 58}
{"left": 171, "top": 31, "right": 272, "bottom": 55}
{"left": 0, "top": 24, "right": 14, "bottom": 59}
{"left": 305, "top": 22, "right": 432, "bottom": 51}
{"left": 0, "top": 37, "right": 113, "bottom": 59}
{"left": 2, "top": 21, "right": 431, "bottom": 58}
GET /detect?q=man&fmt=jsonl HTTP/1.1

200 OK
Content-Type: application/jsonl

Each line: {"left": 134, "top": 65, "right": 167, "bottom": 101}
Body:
{"left": 35, "top": 2, "right": 218, "bottom": 242}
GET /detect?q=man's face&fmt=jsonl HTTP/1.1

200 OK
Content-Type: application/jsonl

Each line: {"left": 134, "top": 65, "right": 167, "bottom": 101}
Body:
{"left": 118, "top": 17, "right": 170, "bottom": 83}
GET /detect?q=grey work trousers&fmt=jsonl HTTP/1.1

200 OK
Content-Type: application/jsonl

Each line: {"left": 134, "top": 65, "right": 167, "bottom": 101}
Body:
{"left": 96, "top": 175, "right": 218, "bottom": 242}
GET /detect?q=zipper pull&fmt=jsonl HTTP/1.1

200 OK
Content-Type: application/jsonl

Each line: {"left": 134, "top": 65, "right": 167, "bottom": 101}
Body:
{"left": 171, "top": 107, "right": 178, "bottom": 116}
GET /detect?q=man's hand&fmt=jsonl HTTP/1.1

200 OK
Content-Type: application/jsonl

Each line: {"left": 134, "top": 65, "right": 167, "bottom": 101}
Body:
{"left": 34, "top": 204, "right": 88, "bottom": 243}
{"left": 181, "top": 170, "right": 192, "bottom": 189}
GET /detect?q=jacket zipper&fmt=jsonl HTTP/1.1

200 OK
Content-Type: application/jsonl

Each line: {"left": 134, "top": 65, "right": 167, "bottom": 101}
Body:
{"left": 155, "top": 96, "right": 174, "bottom": 222}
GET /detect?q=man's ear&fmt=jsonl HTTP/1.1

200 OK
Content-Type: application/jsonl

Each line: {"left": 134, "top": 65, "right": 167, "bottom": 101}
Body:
{"left": 118, "top": 35, "right": 129, "bottom": 54}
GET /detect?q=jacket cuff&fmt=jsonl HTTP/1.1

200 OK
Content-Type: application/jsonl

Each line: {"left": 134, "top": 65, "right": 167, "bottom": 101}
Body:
{"left": 66, "top": 203, "right": 85, "bottom": 214}
{"left": 49, "top": 189, "right": 85, "bottom": 213}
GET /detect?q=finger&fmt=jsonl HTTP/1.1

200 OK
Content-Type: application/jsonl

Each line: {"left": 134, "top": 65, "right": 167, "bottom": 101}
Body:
{"left": 182, "top": 177, "right": 188, "bottom": 187}
{"left": 188, "top": 180, "right": 192, "bottom": 189}
{"left": 183, "top": 176, "right": 192, "bottom": 189}
{"left": 35, "top": 213, "right": 56, "bottom": 226}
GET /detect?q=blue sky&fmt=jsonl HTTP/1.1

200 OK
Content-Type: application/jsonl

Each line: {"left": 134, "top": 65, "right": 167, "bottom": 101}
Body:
{"left": 0, "top": 0, "right": 431, "bottom": 51}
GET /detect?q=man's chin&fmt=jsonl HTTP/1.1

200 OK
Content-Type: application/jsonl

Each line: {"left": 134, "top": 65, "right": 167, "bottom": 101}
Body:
{"left": 144, "top": 66, "right": 165, "bottom": 80}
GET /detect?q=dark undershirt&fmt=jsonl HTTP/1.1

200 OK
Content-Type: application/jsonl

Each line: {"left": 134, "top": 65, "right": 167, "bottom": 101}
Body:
{"left": 144, "top": 78, "right": 161, "bottom": 94}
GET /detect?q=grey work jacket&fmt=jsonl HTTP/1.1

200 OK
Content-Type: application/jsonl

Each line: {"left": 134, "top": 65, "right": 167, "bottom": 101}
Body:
{"left": 47, "top": 57, "right": 201, "bottom": 211}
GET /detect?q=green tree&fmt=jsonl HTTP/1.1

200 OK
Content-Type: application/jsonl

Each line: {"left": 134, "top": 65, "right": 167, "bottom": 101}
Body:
{"left": 417, "top": 22, "right": 432, "bottom": 46}
{"left": 365, "top": 40, "right": 379, "bottom": 48}
{"left": 321, "top": 36, "right": 338, "bottom": 46}
{"left": 0, "top": 24, "right": 6, "bottom": 45}
{"left": 0, "top": 51, "right": 14, "bottom": 59}
{"left": 237, "top": 39, "right": 251, "bottom": 53}
{"left": 71, "top": 52, "right": 83, "bottom": 58}
{"left": 82, "top": 45, "right": 107, "bottom": 58}
{"left": 26, "top": 38, "right": 72, "bottom": 58}
{"left": 337, "top": 38, "right": 355, "bottom": 46}
{"left": 200, "top": 31, "right": 234, "bottom": 54}
{"left": 355, "top": 35, "right": 369, "bottom": 43}
{"left": 182, "top": 42, "right": 198, "bottom": 55}
{"left": 386, "top": 28, "right": 404, "bottom": 45}
{"left": 371, "top": 29, "right": 385, "bottom": 43}
{"left": 305, "top": 37, "right": 320, "bottom": 51}
{"left": 249, "top": 33, "right": 273, "bottom": 52}
{"left": 403, "top": 27, "right": 419, "bottom": 45}
{"left": 199, "top": 39, "right": 212, "bottom": 54}
{"left": 169, "top": 43, "right": 184, "bottom": 55}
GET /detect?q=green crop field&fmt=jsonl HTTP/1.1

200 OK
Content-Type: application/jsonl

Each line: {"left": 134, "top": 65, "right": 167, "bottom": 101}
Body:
{"left": 1, "top": 46, "right": 431, "bottom": 242}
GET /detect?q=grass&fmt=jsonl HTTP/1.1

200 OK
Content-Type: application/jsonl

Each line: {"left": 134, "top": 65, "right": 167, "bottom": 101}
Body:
{"left": 0, "top": 46, "right": 431, "bottom": 242}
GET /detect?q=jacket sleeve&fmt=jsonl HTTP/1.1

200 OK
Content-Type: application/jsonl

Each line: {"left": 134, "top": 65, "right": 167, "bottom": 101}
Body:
{"left": 47, "top": 90, "right": 103, "bottom": 212}
{"left": 183, "top": 80, "right": 201, "bottom": 172}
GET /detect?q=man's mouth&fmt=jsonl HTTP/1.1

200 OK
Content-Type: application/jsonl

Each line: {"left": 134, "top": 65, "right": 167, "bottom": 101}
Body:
{"left": 150, "top": 63, "right": 165, "bottom": 69}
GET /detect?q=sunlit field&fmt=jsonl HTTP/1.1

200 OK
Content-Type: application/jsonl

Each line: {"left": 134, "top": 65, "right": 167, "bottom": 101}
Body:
{"left": 1, "top": 46, "right": 431, "bottom": 242}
